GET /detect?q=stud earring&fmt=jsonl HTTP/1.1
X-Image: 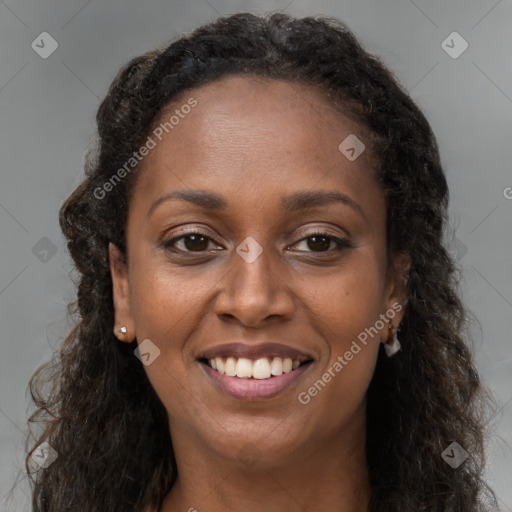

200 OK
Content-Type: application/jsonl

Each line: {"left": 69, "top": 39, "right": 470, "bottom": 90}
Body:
{"left": 384, "top": 323, "right": 401, "bottom": 357}
{"left": 117, "top": 325, "right": 128, "bottom": 342}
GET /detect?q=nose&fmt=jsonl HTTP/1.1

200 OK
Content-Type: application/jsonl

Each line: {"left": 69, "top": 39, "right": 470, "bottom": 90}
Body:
{"left": 213, "top": 243, "right": 295, "bottom": 328}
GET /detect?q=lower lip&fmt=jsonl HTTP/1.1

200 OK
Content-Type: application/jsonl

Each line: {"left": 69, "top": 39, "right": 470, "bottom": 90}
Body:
{"left": 200, "top": 362, "right": 312, "bottom": 401}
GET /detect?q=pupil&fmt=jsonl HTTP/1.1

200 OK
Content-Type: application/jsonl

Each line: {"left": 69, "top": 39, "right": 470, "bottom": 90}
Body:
{"left": 185, "top": 235, "right": 208, "bottom": 251}
{"left": 308, "top": 236, "right": 330, "bottom": 252}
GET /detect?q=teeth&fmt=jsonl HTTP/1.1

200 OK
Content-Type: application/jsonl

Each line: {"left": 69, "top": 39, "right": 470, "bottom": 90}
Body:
{"left": 215, "top": 357, "right": 224, "bottom": 373}
{"left": 225, "top": 357, "right": 236, "bottom": 377}
{"left": 207, "top": 356, "right": 304, "bottom": 379}
{"left": 252, "top": 358, "right": 271, "bottom": 379}
{"left": 235, "top": 358, "right": 253, "bottom": 378}
{"left": 270, "top": 357, "right": 283, "bottom": 376}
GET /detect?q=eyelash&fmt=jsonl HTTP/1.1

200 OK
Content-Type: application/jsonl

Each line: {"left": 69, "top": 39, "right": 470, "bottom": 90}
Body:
{"left": 162, "top": 229, "right": 351, "bottom": 255}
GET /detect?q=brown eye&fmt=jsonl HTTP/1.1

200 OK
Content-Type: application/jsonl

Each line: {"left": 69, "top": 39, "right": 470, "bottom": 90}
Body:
{"left": 182, "top": 234, "right": 209, "bottom": 251}
{"left": 306, "top": 235, "right": 331, "bottom": 252}
{"left": 290, "top": 232, "right": 352, "bottom": 254}
{"left": 163, "top": 232, "right": 221, "bottom": 253}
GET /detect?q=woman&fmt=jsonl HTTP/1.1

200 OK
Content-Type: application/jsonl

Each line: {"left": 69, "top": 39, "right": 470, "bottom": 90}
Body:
{"left": 26, "top": 12, "right": 497, "bottom": 511}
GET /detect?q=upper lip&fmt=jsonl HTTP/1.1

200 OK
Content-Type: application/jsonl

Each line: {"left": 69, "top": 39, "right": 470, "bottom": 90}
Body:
{"left": 197, "top": 342, "right": 313, "bottom": 362}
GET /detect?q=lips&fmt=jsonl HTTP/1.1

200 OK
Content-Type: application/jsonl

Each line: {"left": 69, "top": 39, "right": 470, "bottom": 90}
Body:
{"left": 200, "top": 361, "right": 312, "bottom": 400}
{"left": 196, "top": 342, "right": 314, "bottom": 400}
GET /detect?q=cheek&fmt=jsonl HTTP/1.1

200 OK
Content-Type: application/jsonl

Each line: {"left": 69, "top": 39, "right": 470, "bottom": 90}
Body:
{"left": 295, "top": 255, "right": 384, "bottom": 409}
{"left": 127, "top": 253, "right": 242, "bottom": 414}
{"left": 129, "top": 257, "right": 217, "bottom": 340}
{"left": 300, "top": 252, "right": 385, "bottom": 349}
{"left": 127, "top": 260, "right": 214, "bottom": 397}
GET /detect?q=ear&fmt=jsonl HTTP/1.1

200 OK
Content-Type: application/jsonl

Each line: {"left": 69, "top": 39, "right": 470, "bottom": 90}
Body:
{"left": 381, "top": 251, "right": 411, "bottom": 338}
{"left": 109, "top": 242, "right": 135, "bottom": 343}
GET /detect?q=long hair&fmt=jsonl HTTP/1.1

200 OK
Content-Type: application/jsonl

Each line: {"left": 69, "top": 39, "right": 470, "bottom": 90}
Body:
{"left": 25, "top": 12, "right": 497, "bottom": 511}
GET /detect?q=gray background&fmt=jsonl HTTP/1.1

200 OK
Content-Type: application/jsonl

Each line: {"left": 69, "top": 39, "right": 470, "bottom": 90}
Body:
{"left": 0, "top": 0, "right": 511, "bottom": 510}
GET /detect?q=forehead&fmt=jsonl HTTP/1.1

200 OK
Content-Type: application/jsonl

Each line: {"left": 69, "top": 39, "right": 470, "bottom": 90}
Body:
{"left": 131, "top": 75, "right": 381, "bottom": 217}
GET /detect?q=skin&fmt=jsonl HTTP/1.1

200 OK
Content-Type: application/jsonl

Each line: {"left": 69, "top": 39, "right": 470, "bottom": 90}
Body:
{"left": 110, "top": 75, "right": 410, "bottom": 512}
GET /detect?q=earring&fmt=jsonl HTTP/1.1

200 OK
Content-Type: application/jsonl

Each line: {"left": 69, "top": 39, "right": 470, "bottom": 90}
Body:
{"left": 117, "top": 325, "right": 128, "bottom": 342}
{"left": 384, "top": 323, "right": 401, "bottom": 357}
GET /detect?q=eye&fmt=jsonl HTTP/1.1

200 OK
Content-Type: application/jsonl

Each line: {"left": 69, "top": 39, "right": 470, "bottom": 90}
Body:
{"left": 290, "top": 232, "right": 351, "bottom": 253}
{"left": 163, "top": 231, "right": 223, "bottom": 253}
{"left": 161, "top": 229, "right": 351, "bottom": 255}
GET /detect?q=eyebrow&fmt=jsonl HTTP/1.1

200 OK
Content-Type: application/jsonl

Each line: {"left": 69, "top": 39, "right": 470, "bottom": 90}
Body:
{"left": 147, "top": 189, "right": 365, "bottom": 219}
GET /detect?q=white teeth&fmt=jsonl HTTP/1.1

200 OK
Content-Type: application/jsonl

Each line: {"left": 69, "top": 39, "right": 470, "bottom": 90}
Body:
{"left": 270, "top": 357, "right": 283, "bottom": 376}
{"left": 225, "top": 357, "right": 236, "bottom": 377}
{"left": 215, "top": 357, "right": 225, "bottom": 374}
{"left": 252, "top": 358, "right": 271, "bottom": 379}
{"left": 206, "top": 356, "right": 305, "bottom": 379}
{"left": 235, "top": 358, "right": 253, "bottom": 378}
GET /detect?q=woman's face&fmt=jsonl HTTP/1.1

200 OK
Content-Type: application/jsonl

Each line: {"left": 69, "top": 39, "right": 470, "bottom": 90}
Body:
{"left": 111, "top": 75, "right": 408, "bottom": 467}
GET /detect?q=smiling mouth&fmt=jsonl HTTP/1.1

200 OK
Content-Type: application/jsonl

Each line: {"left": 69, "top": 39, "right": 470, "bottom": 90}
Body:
{"left": 198, "top": 356, "right": 313, "bottom": 380}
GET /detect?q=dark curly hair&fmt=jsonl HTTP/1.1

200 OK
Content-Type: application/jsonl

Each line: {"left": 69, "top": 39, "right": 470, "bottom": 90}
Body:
{"left": 24, "top": 12, "right": 497, "bottom": 511}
